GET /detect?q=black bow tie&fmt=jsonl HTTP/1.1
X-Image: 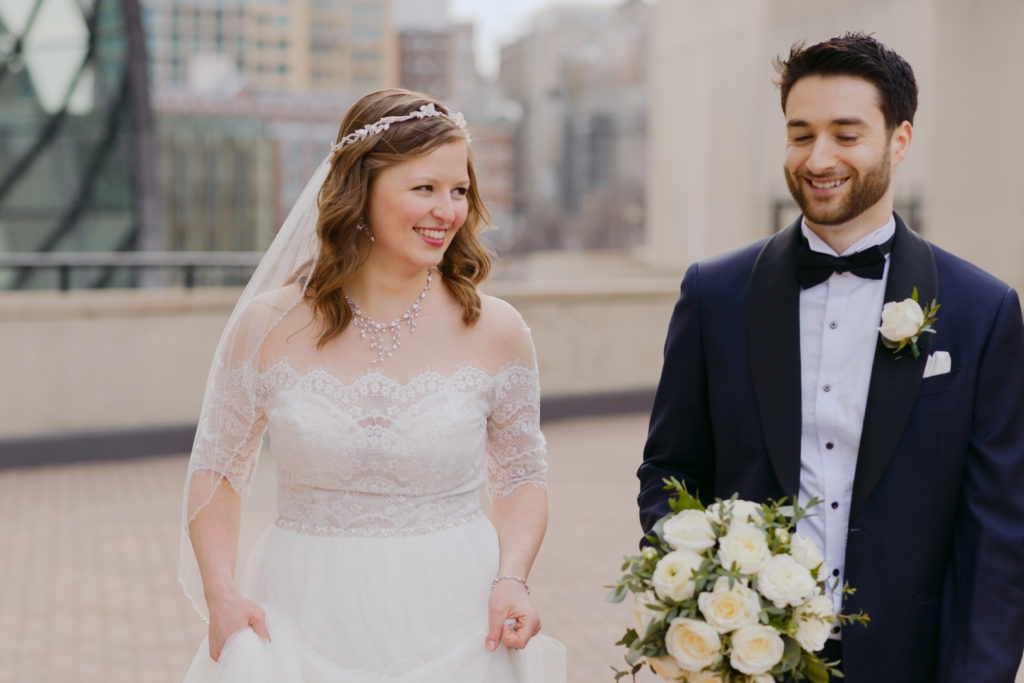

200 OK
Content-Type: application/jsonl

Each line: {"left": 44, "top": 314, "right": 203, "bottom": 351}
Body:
{"left": 796, "top": 236, "right": 894, "bottom": 289}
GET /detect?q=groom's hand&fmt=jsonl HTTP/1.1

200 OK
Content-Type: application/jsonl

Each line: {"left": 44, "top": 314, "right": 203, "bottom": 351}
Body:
{"left": 485, "top": 581, "right": 541, "bottom": 651}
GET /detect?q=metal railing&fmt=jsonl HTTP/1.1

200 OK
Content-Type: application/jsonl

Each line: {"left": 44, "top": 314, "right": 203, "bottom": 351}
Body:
{"left": 0, "top": 252, "right": 264, "bottom": 290}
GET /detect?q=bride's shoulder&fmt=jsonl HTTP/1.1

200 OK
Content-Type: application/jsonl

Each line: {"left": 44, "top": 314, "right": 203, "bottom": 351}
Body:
{"left": 475, "top": 294, "right": 536, "bottom": 362}
{"left": 226, "top": 284, "right": 310, "bottom": 338}
{"left": 248, "top": 283, "right": 306, "bottom": 313}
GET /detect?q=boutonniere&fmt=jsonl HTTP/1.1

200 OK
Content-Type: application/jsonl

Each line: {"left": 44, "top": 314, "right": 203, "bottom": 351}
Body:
{"left": 878, "top": 287, "right": 940, "bottom": 359}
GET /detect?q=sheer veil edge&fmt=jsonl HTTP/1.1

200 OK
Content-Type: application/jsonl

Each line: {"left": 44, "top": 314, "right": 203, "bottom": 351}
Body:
{"left": 178, "top": 154, "right": 331, "bottom": 621}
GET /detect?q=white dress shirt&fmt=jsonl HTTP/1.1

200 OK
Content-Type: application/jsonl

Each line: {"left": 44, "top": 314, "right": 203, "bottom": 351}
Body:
{"left": 796, "top": 216, "right": 895, "bottom": 633}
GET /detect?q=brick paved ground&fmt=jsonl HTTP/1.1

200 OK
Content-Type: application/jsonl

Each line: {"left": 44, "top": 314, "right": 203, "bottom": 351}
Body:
{"left": 0, "top": 414, "right": 660, "bottom": 683}
{"left": 2, "top": 413, "right": 1021, "bottom": 683}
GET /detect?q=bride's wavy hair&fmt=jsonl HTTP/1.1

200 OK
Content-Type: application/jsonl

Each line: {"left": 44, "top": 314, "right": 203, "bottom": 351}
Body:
{"left": 305, "top": 88, "right": 491, "bottom": 348}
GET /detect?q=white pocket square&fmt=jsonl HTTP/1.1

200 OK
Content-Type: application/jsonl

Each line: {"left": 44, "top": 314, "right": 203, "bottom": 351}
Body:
{"left": 923, "top": 351, "right": 951, "bottom": 378}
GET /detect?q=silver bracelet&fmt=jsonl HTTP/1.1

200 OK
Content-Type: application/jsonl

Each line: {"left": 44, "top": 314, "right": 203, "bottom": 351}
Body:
{"left": 491, "top": 575, "right": 531, "bottom": 594}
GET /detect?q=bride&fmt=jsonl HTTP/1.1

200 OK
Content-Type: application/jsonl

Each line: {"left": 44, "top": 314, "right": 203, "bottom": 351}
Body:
{"left": 179, "top": 89, "right": 566, "bottom": 682}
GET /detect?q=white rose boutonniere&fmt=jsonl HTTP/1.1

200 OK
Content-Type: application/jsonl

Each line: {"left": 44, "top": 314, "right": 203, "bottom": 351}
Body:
{"left": 878, "top": 286, "right": 939, "bottom": 359}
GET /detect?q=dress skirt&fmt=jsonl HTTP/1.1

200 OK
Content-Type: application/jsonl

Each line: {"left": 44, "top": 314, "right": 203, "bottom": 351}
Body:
{"left": 183, "top": 516, "right": 566, "bottom": 682}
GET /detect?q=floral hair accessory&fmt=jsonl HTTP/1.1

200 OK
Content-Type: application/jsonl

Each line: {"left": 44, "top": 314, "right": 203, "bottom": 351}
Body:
{"left": 331, "top": 103, "right": 468, "bottom": 152}
{"left": 878, "top": 287, "right": 939, "bottom": 359}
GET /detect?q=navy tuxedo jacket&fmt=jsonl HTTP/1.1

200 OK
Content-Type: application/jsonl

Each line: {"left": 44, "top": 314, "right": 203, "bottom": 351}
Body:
{"left": 638, "top": 216, "right": 1024, "bottom": 682}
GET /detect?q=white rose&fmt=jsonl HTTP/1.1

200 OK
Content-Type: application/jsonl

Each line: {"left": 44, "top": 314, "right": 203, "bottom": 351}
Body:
{"left": 793, "top": 594, "right": 834, "bottom": 652}
{"left": 729, "top": 624, "right": 785, "bottom": 675}
{"left": 878, "top": 298, "right": 924, "bottom": 342}
{"left": 789, "top": 533, "right": 825, "bottom": 571}
{"left": 756, "top": 554, "right": 817, "bottom": 608}
{"left": 634, "top": 590, "right": 663, "bottom": 635}
{"left": 652, "top": 550, "right": 704, "bottom": 602}
{"left": 732, "top": 500, "right": 763, "bottom": 525}
{"left": 686, "top": 670, "right": 726, "bottom": 683}
{"left": 646, "top": 655, "right": 685, "bottom": 680}
{"left": 705, "top": 499, "right": 763, "bottom": 526}
{"left": 697, "top": 577, "right": 761, "bottom": 633}
{"left": 664, "top": 617, "right": 722, "bottom": 672}
{"left": 663, "top": 509, "right": 717, "bottom": 552}
{"left": 717, "top": 522, "right": 771, "bottom": 574}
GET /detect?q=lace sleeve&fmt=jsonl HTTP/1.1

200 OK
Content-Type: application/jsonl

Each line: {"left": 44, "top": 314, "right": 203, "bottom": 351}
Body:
{"left": 188, "top": 363, "right": 267, "bottom": 494}
{"left": 486, "top": 363, "right": 549, "bottom": 497}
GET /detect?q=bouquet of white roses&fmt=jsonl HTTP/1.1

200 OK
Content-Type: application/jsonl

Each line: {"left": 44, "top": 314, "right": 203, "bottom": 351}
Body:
{"left": 608, "top": 478, "right": 868, "bottom": 682}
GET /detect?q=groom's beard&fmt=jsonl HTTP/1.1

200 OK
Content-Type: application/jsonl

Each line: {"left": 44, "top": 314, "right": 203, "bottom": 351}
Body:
{"left": 784, "top": 144, "right": 892, "bottom": 227}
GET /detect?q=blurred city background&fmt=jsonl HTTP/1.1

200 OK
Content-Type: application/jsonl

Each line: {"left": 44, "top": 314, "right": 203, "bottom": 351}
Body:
{"left": 1, "top": 0, "right": 1023, "bottom": 681}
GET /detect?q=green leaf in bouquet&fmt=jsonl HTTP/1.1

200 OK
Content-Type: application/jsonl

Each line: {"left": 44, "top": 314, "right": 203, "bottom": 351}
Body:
{"left": 662, "top": 477, "right": 705, "bottom": 512}
{"left": 611, "top": 662, "right": 644, "bottom": 681}
{"left": 770, "top": 636, "right": 803, "bottom": 675}
{"left": 802, "top": 654, "right": 831, "bottom": 683}
{"left": 615, "top": 628, "right": 639, "bottom": 647}
{"left": 606, "top": 582, "right": 629, "bottom": 604}
{"left": 625, "top": 641, "right": 646, "bottom": 666}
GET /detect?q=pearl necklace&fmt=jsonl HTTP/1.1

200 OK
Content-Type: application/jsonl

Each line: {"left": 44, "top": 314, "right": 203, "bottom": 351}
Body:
{"left": 346, "top": 270, "right": 432, "bottom": 364}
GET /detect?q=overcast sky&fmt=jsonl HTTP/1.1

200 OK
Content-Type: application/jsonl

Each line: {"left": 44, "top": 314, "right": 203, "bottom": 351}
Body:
{"left": 448, "top": 0, "right": 623, "bottom": 75}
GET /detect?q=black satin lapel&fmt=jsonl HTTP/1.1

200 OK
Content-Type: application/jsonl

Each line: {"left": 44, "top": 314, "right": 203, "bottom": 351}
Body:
{"left": 747, "top": 220, "right": 803, "bottom": 497}
{"left": 851, "top": 215, "right": 938, "bottom": 518}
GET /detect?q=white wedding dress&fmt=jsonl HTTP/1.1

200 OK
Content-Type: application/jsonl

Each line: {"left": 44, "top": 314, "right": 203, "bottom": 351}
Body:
{"left": 180, "top": 294, "right": 565, "bottom": 683}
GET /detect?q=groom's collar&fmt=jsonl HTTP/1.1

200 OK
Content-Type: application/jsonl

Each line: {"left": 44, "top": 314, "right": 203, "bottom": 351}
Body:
{"left": 801, "top": 215, "right": 896, "bottom": 257}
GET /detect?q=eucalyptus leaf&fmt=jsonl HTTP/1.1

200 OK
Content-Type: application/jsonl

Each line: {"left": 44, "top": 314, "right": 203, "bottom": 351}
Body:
{"left": 607, "top": 584, "right": 629, "bottom": 603}
{"left": 804, "top": 656, "right": 830, "bottom": 683}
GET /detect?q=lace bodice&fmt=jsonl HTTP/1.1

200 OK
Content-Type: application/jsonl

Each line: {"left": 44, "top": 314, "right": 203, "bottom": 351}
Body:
{"left": 190, "top": 358, "right": 548, "bottom": 537}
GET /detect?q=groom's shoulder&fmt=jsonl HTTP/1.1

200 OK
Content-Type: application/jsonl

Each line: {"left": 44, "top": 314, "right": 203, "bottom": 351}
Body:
{"left": 929, "top": 241, "right": 1016, "bottom": 302}
{"left": 686, "top": 236, "right": 772, "bottom": 287}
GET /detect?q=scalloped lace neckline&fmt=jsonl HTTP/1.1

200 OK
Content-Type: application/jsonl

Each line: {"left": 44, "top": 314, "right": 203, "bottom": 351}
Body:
{"left": 255, "top": 356, "right": 535, "bottom": 389}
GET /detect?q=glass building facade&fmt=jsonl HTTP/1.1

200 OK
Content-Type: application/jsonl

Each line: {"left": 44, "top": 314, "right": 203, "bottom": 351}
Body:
{"left": 0, "top": 0, "right": 156, "bottom": 289}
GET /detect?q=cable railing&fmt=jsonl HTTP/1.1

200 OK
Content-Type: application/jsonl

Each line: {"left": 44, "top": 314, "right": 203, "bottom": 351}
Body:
{"left": 0, "top": 252, "right": 264, "bottom": 290}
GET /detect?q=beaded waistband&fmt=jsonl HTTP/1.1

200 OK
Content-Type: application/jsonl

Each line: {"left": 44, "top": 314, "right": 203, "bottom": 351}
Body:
{"left": 274, "top": 481, "right": 484, "bottom": 537}
{"left": 274, "top": 510, "right": 484, "bottom": 537}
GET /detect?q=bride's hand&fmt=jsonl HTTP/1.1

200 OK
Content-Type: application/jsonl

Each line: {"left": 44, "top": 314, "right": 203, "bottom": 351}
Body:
{"left": 486, "top": 580, "right": 541, "bottom": 651}
{"left": 206, "top": 589, "right": 270, "bottom": 661}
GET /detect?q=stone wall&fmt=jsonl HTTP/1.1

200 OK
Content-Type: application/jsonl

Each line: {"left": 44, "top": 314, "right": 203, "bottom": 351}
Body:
{"left": 0, "top": 280, "right": 679, "bottom": 441}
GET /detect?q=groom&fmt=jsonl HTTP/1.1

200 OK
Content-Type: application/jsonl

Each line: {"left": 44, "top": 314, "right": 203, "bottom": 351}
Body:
{"left": 638, "top": 33, "right": 1024, "bottom": 682}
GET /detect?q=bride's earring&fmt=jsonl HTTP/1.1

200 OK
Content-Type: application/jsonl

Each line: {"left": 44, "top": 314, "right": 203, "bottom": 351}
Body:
{"left": 356, "top": 219, "right": 374, "bottom": 243}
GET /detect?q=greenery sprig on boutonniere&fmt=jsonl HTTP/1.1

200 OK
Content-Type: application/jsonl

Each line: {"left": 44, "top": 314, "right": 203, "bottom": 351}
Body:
{"left": 878, "top": 287, "right": 939, "bottom": 360}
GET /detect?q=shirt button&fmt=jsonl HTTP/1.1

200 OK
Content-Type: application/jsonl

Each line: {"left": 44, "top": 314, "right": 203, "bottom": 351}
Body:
{"left": 825, "top": 441, "right": 835, "bottom": 450}
{"left": 829, "top": 320, "right": 838, "bottom": 329}
{"left": 832, "top": 568, "right": 840, "bottom": 577}
{"left": 831, "top": 501, "right": 839, "bottom": 509}
{"left": 823, "top": 384, "right": 832, "bottom": 392}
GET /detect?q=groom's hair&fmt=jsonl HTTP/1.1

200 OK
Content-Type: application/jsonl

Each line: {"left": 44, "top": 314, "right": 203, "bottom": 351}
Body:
{"left": 774, "top": 32, "right": 918, "bottom": 132}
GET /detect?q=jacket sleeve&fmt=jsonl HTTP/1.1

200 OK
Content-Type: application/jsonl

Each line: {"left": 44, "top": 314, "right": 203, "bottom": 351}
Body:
{"left": 940, "top": 286, "right": 1024, "bottom": 681}
{"left": 637, "top": 262, "right": 716, "bottom": 536}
